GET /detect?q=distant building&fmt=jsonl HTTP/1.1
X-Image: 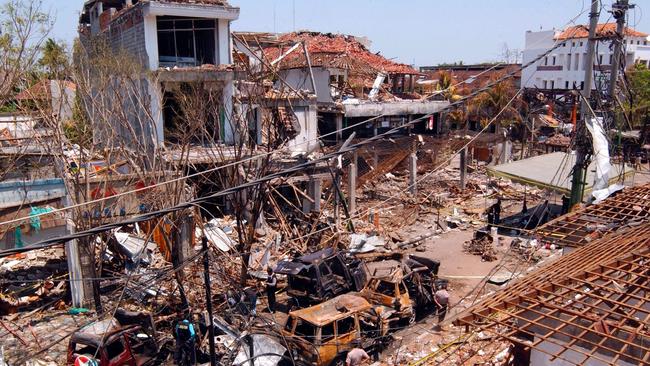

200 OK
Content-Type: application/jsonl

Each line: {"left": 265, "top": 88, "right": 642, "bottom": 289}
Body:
{"left": 14, "top": 80, "right": 76, "bottom": 121}
{"left": 521, "top": 23, "right": 650, "bottom": 91}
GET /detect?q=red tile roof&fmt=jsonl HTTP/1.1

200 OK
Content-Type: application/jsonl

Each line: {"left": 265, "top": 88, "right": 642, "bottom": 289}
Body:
{"left": 15, "top": 80, "right": 76, "bottom": 101}
{"left": 555, "top": 23, "right": 648, "bottom": 40}
{"left": 264, "top": 32, "right": 420, "bottom": 75}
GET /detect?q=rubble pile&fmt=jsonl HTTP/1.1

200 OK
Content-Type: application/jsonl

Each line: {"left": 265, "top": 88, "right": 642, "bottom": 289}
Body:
{"left": 0, "top": 248, "right": 68, "bottom": 315}
{"left": 463, "top": 235, "right": 497, "bottom": 262}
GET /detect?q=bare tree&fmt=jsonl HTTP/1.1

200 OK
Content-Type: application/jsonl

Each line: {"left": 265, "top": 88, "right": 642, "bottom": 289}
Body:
{"left": 0, "top": 0, "right": 52, "bottom": 107}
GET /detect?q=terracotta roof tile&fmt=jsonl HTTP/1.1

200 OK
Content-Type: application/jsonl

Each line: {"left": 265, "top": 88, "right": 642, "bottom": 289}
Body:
{"left": 555, "top": 23, "right": 648, "bottom": 40}
{"left": 265, "top": 32, "right": 420, "bottom": 75}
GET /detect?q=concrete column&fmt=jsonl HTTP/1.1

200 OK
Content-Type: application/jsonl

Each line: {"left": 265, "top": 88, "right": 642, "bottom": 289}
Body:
{"left": 460, "top": 147, "right": 467, "bottom": 191}
{"left": 348, "top": 161, "right": 357, "bottom": 214}
{"left": 78, "top": 237, "right": 101, "bottom": 311}
{"left": 312, "top": 178, "right": 322, "bottom": 212}
{"left": 303, "top": 177, "right": 322, "bottom": 213}
{"left": 335, "top": 114, "right": 343, "bottom": 142}
{"left": 175, "top": 214, "right": 194, "bottom": 265}
{"left": 65, "top": 233, "right": 85, "bottom": 308}
{"left": 409, "top": 153, "right": 417, "bottom": 195}
{"left": 222, "top": 77, "right": 236, "bottom": 144}
{"left": 373, "top": 149, "right": 379, "bottom": 168}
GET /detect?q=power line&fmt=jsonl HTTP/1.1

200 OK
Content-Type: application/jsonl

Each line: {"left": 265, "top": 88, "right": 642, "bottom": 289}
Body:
{"left": 0, "top": 37, "right": 569, "bottom": 260}
{"left": 0, "top": 23, "right": 574, "bottom": 232}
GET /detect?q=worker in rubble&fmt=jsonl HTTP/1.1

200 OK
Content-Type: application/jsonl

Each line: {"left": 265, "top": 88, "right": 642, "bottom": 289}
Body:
{"left": 266, "top": 267, "right": 278, "bottom": 313}
{"left": 433, "top": 283, "right": 450, "bottom": 331}
{"left": 242, "top": 285, "right": 258, "bottom": 317}
{"left": 346, "top": 344, "right": 370, "bottom": 366}
{"left": 487, "top": 198, "right": 502, "bottom": 228}
{"left": 174, "top": 314, "right": 197, "bottom": 366}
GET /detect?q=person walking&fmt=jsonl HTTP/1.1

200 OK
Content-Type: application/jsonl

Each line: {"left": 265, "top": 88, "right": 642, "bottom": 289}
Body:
{"left": 266, "top": 267, "right": 278, "bottom": 313}
{"left": 346, "top": 347, "right": 370, "bottom": 366}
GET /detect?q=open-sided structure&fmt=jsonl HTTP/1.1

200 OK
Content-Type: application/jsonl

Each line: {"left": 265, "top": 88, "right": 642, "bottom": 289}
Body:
{"left": 535, "top": 183, "right": 650, "bottom": 248}
{"left": 457, "top": 221, "right": 650, "bottom": 365}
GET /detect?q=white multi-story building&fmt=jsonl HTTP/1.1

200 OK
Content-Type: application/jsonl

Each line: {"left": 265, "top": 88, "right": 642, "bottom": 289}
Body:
{"left": 522, "top": 23, "right": 650, "bottom": 91}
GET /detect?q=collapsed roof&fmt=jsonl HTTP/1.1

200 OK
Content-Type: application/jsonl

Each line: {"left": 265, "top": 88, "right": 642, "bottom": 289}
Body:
{"left": 535, "top": 183, "right": 650, "bottom": 248}
{"left": 457, "top": 219, "right": 650, "bottom": 365}
{"left": 264, "top": 32, "right": 421, "bottom": 76}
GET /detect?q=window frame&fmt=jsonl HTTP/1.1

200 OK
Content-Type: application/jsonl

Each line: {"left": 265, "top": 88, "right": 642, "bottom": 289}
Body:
{"left": 156, "top": 17, "right": 217, "bottom": 67}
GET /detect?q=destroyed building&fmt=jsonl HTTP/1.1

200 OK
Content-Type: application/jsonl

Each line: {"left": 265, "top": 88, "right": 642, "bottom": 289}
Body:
{"left": 78, "top": 0, "right": 241, "bottom": 149}
{"left": 235, "top": 31, "right": 450, "bottom": 144}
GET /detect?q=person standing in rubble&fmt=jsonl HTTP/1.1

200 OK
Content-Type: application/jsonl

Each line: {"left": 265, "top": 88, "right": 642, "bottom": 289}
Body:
{"left": 266, "top": 267, "right": 278, "bottom": 313}
{"left": 346, "top": 344, "right": 370, "bottom": 366}
{"left": 487, "top": 198, "right": 502, "bottom": 228}
{"left": 242, "top": 285, "right": 258, "bottom": 317}
{"left": 433, "top": 283, "right": 450, "bottom": 331}
{"left": 174, "top": 315, "right": 197, "bottom": 366}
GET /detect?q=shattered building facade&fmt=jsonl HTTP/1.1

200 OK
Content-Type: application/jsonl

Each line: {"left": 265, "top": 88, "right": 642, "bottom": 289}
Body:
{"left": 236, "top": 31, "right": 449, "bottom": 144}
{"left": 79, "top": 0, "right": 240, "bottom": 149}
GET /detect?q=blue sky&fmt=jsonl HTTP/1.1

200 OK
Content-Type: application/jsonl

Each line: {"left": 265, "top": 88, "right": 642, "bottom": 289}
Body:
{"left": 41, "top": 0, "right": 650, "bottom": 66}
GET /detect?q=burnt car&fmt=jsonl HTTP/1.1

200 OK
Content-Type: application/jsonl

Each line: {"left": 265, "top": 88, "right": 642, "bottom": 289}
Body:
{"left": 67, "top": 309, "right": 170, "bottom": 366}
{"left": 281, "top": 293, "right": 389, "bottom": 366}
{"left": 359, "top": 255, "right": 442, "bottom": 326}
{"left": 359, "top": 267, "right": 416, "bottom": 327}
{"left": 275, "top": 248, "right": 367, "bottom": 306}
{"left": 402, "top": 254, "right": 441, "bottom": 309}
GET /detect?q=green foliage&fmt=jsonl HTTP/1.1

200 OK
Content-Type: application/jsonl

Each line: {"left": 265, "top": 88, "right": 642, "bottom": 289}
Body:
{"left": 39, "top": 38, "right": 69, "bottom": 79}
{"left": 625, "top": 63, "right": 650, "bottom": 127}
{"left": 467, "top": 75, "right": 523, "bottom": 130}
{"left": 0, "top": 0, "right": 53, "bottom": 106}
{"left": 65, "top": 94, "right": 92, "bottom": 148}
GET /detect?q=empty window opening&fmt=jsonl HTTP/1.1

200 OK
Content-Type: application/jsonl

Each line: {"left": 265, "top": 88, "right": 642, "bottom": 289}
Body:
{"left": 157, "top": 16, "right": 216, "bottom": 67}
{"left": 162, "top": 83, "right": 223, "bottom": 145}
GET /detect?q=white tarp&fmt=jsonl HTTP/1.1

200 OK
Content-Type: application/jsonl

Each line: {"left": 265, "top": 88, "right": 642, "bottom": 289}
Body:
{"left": 368, "top": 73, "right": 386, "bottom": 101}
{"left": 586, "top": 117, "right": 618, "bottom": 203}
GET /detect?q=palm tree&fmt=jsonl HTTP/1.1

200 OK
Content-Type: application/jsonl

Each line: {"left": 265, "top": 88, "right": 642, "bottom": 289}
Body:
{"left": 39, "top": 38, "right": 68, "bottom": 79}
{"left": 467, "top": 74, "right": 523, "bottom": 134}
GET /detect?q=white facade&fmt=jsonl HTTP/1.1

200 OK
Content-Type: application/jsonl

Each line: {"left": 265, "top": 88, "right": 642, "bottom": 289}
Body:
{"left": 81, "top": 0, "right": 240, "bottom": 148}
{"left": 522, "top": 27, "right": 650, "bottom": 90}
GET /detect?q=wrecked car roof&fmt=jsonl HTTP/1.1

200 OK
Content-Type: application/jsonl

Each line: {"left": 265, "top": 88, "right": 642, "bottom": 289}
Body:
{"left": 70, "top": 318, "right": 133, "bottom": 347}
{"left": 297, "top": 247, "right": 336, "bottom": 264}
{"left": 289, "top": 293, "right": 371, "bottom": 326}
{"left": 274, "top": 260, "right": 307, "bottom": 275}
{"left": 275, "top": 248, "right": 338, "bottom": 273}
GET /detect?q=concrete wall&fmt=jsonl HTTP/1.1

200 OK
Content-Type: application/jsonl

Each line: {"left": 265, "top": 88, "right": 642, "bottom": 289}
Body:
{"left": 107, "top": 6, "right": 149, "bottom": 69}
{"left": 343, "top": 100, "right": 449, "bottom": 118}
{"left": 286, "top": 104, "right": 319, "bottom": 153}
{"left": 278, "top": 68, "right": 333, "bottom": 104}
{"left": 50, "top": 81, "right": 75, "bottom": 121}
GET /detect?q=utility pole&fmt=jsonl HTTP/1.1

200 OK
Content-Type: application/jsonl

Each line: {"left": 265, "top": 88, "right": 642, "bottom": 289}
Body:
{"left": 569, "top": 0, "right": 600, "bottom": 207}
{"left": 202, "top": 236, "right": 217, "bottom": 366}
{"left": 608, "top": 0, "right": 634, "bottom": 98}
